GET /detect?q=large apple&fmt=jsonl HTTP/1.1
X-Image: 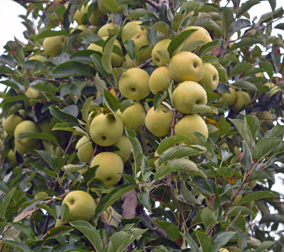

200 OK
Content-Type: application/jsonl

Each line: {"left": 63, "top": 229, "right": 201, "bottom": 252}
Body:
{"left": 118, "top": 68, "right": 150, "bottom": 100}
{"left": 149, "top": 66, "right": 171, "bottom": 94}
{"left": 199, "top": 63, "right": 219, "bottom": 91}
{"left": 145, "top": 105, "right": 174, "bottom": 137}
{"left": 90, "top": 152, "right": 124, "bottom": 186}
{"left": 73, "top": 4, "right": 88, "bottom": 25}
{"left": 112, "top": 135, "right": 132, "bottom": 162}
{"left": 121, "top": 21, "right": 145, "bottom": 43}
{"left": 76, "top": 135, "right": 94, "bottom": 163}
{"left": 14, "top": 120, "right": 40, "bottom": 146}
{"left": 151, "top": 39, "right": 171, "bottom": 67}
{"left": 174, "top": 114, "right": 208, "bottom": 144}
{"left": 218, "top": 87, "right": 237, "bottom": 107}
{"left": 3, "top": 110, "right": 26, "bottom": 135}
{"left": 232, "top": 91, "right": 251, "bottom": 111}
{"left": 62, "top": 190, "right": 97, "bottom": 222}
{"left": 43, "top": 36, "right": 65, "bottom": 57}
{"left": 89, "top": 113, "right": 123, "bottom": 147}
{"left": 169, "top": 51, "right": 204, "bottom": 83}
{"left": 172, "top": 81, "right": 207, "bottom": 114}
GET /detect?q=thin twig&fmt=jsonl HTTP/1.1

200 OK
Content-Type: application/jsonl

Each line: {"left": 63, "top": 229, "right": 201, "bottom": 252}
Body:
{"left": 144, "top": 0, "right": 160, "bottom": 11}
{"left": 138, "top": 58, "right": 153, "bottom": 69}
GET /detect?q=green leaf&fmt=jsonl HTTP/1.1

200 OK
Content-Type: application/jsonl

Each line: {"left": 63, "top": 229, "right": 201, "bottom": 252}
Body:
{"left": 235, "top": 0, "right": 260, "bottom": 17}
{"left": 60, "top": 203, "right": 70, "bottom": 223}
{"left": 124, "top": 39, "right": 135, "bottom": 61}
{"left": 90, "top": 53, "right": 109, "bottom": 77}
{"left": 222, "top": 7, "right": 234, "bottom": 35}
{"left": 245, "top": 115, "right": 260, "bottom": 141}
{"left": 0, "top": 66, "right": 14, "bottom": 75}
{"left": 260, "top": 61, "right": 274, "bottom": 78}
{"left": 201, "top": 208, "right": 217, "bottom": 228}
{"left": 153, "top": 91, "right": 165, "bottom": 111}
{"left": 195, "top": 230, "right": 213, "bottom": 252}
{"left": 17, "top": 133, "right": 58, "bottom": 144}
{"left": 177, "top": 40, "right": 205, "bottom": 53}
{"left": 36, "top": 30, "right": 69, "bottom": 40}
{"left": 102, "top": 35, "right": 117, "bottom": 73}
{"left": 229, "top": 38, "right": 261, "bottom": 51}
{"left": 151, "top": 21, "right": 173, "bottom": 38}
{"left": 198, "top": 40, "right": 221, "bottom": 58}
{"left": 138, "top": 191, "right": 151, "bottom": 212}
{"left": 181, "top": 233, "right": 199, "bottom": 252}
{"left": 52, "top": 60, "right": 93, "bottom": 78}
{"left": 7, "top": 222, "right": 35, "bottom": 240}
{"left": 191, "top": 105, "right": 218, "bottom": 114}
{"left": 0, "top": 240, "right": 33, "bottom": 252}
{"left": 230, "top": 62, "right": 252, "bottom": 77}
{"left": 212, "top": 231, "right": 237, "bottom": 252}
{"left": 104, "top": 89, "right": 119, "bottom": 113}
{"left": 49, "top": 106, "right": 79, "bottom": 125}
{"left": 259, "top": 214, "right": 284, "bottom": 224}
{"left": 270, "top": 125, "right": 284, "bottom": 138}
{"left": 258, "top": 7, "right": 284, "bottom": 24}
{"left": 230, "top": 119, "right": 252, "bottom": 149}
{"left": 157, "top": 135, "right": 189, "bottom": 155}
{"left": 35, "top": 203, "right": 57, "bottom": 218}
{"left": 231, "top": 81, "right": 258, "bottom": 91}
{"left": 70, "top": 50, "right": 95, "bottom": 64}
{"left": 70, "top": 220, "right": 103, "bottom": 251}
{"left": 82, "top": 96, "right": 94, "bottom": 123}
{"left": 36, "top": 150, "right": 58, "bottom": 172}
{"left": 171, "top": 13, "right": 186, "bottom": 33}
{"left": 125, "top": 8, "right": 147, "bottom": 20}
{"left": 180, "top": 180, "right": 202, "bottom": 205}
{"left": 237, "top": 191, "right": 277, "bottom": 205}
{"left": 156, "top": 220, "right": 180, "bottom": 241}
{"left": 255, "top": 241, "right": 275, "bottom": 252}
{"left": 227, "top": 206, "right": 255, "bottom": 217}
{"left": 191, "top": 176, "right": 213, "bottom": 195}
{"left": 252, "top": 138, "right": 281, "bottom": 161}
{"left": 45, "top": 226, "right": 73, "bottom": 240}
{"left": 100, "top": 0, "right": 118, "bottom": 13}
{"left": 0, "top": 188, "right": 16, "bottom": 220}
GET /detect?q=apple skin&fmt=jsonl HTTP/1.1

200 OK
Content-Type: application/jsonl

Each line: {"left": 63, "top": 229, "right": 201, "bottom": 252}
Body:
{"left": 121, "top": 21, "right": 145, "bottom": 43}
{"left": 90, "top": 152, "right": 124, "bottom": 186}
{"left": 76, "top": 135, "right": 94, "bottom": 163}
{"left": 169, "top": 51, "right": 204, "bottom": 83}
{"left": 199, "top": 63, "right": 219, "bottom": 91}
{"left": 219, "top": 249, "right": 229, "bottom": 252}
{"left": 25, "top": 87, "right": 40, "bottom": 98}
{"left": 89, "top": 113, "right": 123, "bottom": 147}
{"left": 98, "top": 23, "right": 115, "bottom": 37}
{"left": 149, "top": 66, "right": 171, "bottom": 95}
{"left": 6, "top": 149, "right": 18, "bottom": 168}
{"left": 112, "top": 135, "right": 132, "bottom": 162}
{"left": 173, "top": 81, "right": 207, "bottom": 114}
{"left": 120, "top": 102, "right": 145, "bottom": 131}
{"left": 218, "top": 87, "right": 237, "bottom": 107}
{"left": 232, "top": 91, "right": 251, "bottom": 112}
{"left": 151, "top": 39, "right": 171, "bottom": 67}
{"left": 43, "top": 36, "right": 65, "bottom": 57}
{"left": 145, "top": 105, "right": 174, "bottom": 137}
{"left": 232, "top": 194, "right": 242, "bottom": 206}
{"left": 74, "top": 4, "right": 88, "bottom": 25}
{"left": 89, "top": 3, "right": 106, "bottom": 26}
{"left": 14, "top": 120, "right": 40, "bottom": 147}
{"left": 62, "top": 190, "right": 97, "bottom": 222}
{"left": 174, "top": 114, "right": 208, "bottom": 144}
{"left": 15, "top": 139, "right": 41, "bottom": 156}
{"left": 29, "top": 55, "right": 48, "bottom": 62}
{"left": 3, "top": 110, "right": 26, "bottom": 135}
{"left": 118, "top": 68, "right": 150, "bottom": 100}
{"left": 132, "top": 31, "right": 153, "bottom": 61}
{"left": 181, "top": 26, "right": 212, "bottom": 45}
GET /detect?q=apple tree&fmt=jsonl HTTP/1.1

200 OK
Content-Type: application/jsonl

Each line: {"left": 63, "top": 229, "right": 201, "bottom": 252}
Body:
{"left": 0, "top": 0, "right": 284, "bottom": 251}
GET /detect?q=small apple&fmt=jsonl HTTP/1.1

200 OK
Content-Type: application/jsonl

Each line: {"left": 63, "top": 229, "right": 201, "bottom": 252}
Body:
{"left": 6, "top": 149, "right": 18, "bottom": 168}
{"left": 172, "top": 81, "right": 207, "bottom": 114}
{"left": 29, "top": 55, "right": 48, "bottom": 62}
{"left": 169, "top": 51, "right": 204, "bottom": 83}
{"left": 112, "top": 135, "right": 132, "bottom": 162}
{"left": 121, "top": 21, "right": 145, "bottom": 43}
{"left": 73, "top": 4, "right": 89, "bottom": 25}
{"left": 149, "top": 66, "right": 171, "bottom": 94}
{"left": 75, "top": 135, "right": 94, "bottom": 163}
{"left": 98, "top": 23, "right": 115, "bottom": 37}
{"left": 244, "top": 200, "right": 255, "bottom": 210}
{"left": 14, "top": 120, "right": 40, "bottom": 147}
{"left": 218, "top": 88, "right": 237, "bottom": 107}
{"left": 3, "top": 110, "right": 26, "bottom": 135}
{"left": 232, "top": 194, "right": 242, "bottom": 206}
{"left": 151, "top": 39, "right": 171, "bottom": 67}
{"left": 232, "top": 91, "right": 251, "bottom": 111}
{"left": 145, "top": 105, "right": 174, "bottom": 137}
{"left": 90, "top": 152, "right": 124, "bottom": 186}
{"left": 62, "top": 190, "right": 97, "bottom": 222}
{"left": 199, "top": 63, "right": 219, "bottom": 91}
{"left": 89, "top": 113, "right": 123, "bottom": 147}
{"left": 118, "top": 68, "right": 150, "bottom": 100}
{"left": 43, "top": 36, "right": 65, "bottom": 57}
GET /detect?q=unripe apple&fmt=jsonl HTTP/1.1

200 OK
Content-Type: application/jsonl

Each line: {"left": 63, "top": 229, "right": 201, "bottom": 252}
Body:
{"left": 73, "top": 4, "right": 88, "bottom": 25}
{"left": 172, "top": 81, "right": 207, "bottom": 114}
{"left": 62, "top": 190, "right": 97, "bottom": 222}
{"left": 112, "top": 135, "right": 132, "bottom": 162}
{"left": 29, "top": 55, "right": 48, "bottom": 62}
{"left": 75, "top": 135, "right": 94, "bottom": 163}
{"left": 174, "top": 114, "right": 208, "bottom": 144}
{"left": 232, "top": 91, "right": 251, "bottom": 112}
{"left": 90, "top": 152, "right": 124, "bottom": 186}
{"left": 218, "top": 88, "right": 237, "bottom": 107}
{"left": 181, "top": 26, "right": 212, "bottom": 45}
{"left": 121, "top": 21, "right": 145, "bottom": 43}
{"left": 145, "top": 105, "right": 174, "bottom": 137}
{"left": 98, "top": 23, "right": 115, "bottom": 37}
{"left": 3, "top": 110, "right": 26, "bottom": 135}
{"left": 89, "top": 4, "right": 106, "bottom": 26}
{"left": 14, "top": 120, "right": 40, "bottom": 146}
{"left": 90, "top": 113, "right": 123, "bottom": 147}
{"left": 199, "top": 63, "right": 219, "bottom": 91}
{"left": 232, "top": 194, "right": 242, "bottom": 206}
{"left": 118, "top": 68, "right": 150, "bottom": 100}
{"left": 169, "top": 51, "right": 204, "bottom": 83}
{"left": 149, "top": 66, "right": 171, "bottom": 94}
{"left": 132, "top": 31, "right": 153, "bottom": 61}
{"left": 15, "top": 139, "right": 41, "bottom": 156}
{"left": 71, "top": 25, "right": 90, "bottom": 39}
{"left": 151, "top": 39, "right": 171, "bottom": 67}
{"left": 244, "top": 200, "right": 255, "bottom": 210}
{"left": 248, "top": 180, "right": 257, "bottom": 188}
{"left": 120, "top": 102, "right": 145, "bottom": 131}
{"left": 25, "top": 87, "right": 40, "bottom": 98}
{"left": 43, "top": 36, "right": 65, "bottom": 57}
{"left": 7, "top": 149, "right": 18, "bottom": 168}
{"left": 97, "top": 0, "right": 124, "bottom": 14}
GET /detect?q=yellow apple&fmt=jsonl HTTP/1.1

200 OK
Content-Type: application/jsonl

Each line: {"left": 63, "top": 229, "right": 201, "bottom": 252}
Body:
{"left": 151, "top": 39, "right": 171, "bottom": 67}
{"left": 174, "top": 114, "right": 208, "bottom": 144}
{"left": 3, "top": 110, "right": 26, "bottom": 135}
{"left": 29, "top": 55, "right": 48, "bottom": 62}
{"left": 98, "top": 23, "right": 115, "bottom": 37}
{"left": 90, "top": 152, "right": 124, "bottom": 186}
{"left": 169, "top": 51, "right": 204, "bottom": 83}
{"left": 181, "top": 26, "right": 212, "bottom": 45}
{"left": 6, "top": 149, "right": 18, "bottom": 168}
{"left": 219, "top": 249, "right": 229, "bottom": 252}
{"left": 43, "top": 36, "right": 65, "bottom": 57}
{"left": 25, "top": 87, "right": 40, "bottom": 98}
{"left": 112, "top": 135, "right": 132, "bottom": 162}
{"left": 118, "top": 68, "right": 150, "bottom": 100}
{"left": 15, "top": 139, "right": 41, "bottom": 156}
{"left": 149, "top": 66, "right": 171, "bottom": 94}
{"left": 172, "top": 81, "right": 207, "bottom": 114}
{"left": 145, "top": 105, "right": 174, "bottom": 137}
{"left": 132, "top": 30, "right": 153, "bottom": 61}
{"left": 14, "top": 120, "right": 40, "bottom": 146}
{"left": 121, "top": 21, "right": 145, "bottom": 43}
{"left": 232, "top": 91, "right": 251, "bottom": 111}
{"left": 89, "top": 113, "right": 123, "bottom": 147}
{"left": 62, "top": 190, "right": 97, "bottom": 222}
{"left": 120, "top": 102, "right": 145, "bottom": 131}
{"left": 97, "top": 0, "right": 124, "bottom": 14}
{"left": 199, "top": 63, "right": 219, "bottom": 91}
{"left": 71, "top": 25, "right": 90, "bottom": 39}
{"left": 218, "top": 88, "right": 237, "bottom": 107}
{"left": 73, "top": 4, "right": 88, "bottom": 25}
{"left": 75, "top": 135, "right": 94, "bottom": 163}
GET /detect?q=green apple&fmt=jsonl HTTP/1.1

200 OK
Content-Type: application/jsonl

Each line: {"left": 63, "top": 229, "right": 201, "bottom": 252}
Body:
{"left": 89, "top": 3, "right": 106, "bottom": 26}
{"left": 145, "top": 105, "right": 174, "bottom": 137}
{"left": 74, "top": 4, "right": 89, "bottom": 25}
{"left": 75, "top": 135, "right": 94, "bottom": 163}
{"left": 181, "top": 26, "right": 212, "bottom": 45}
{"left": 151, "top": 39, "right": 171, "bottom": 67}
{"left": 14, "top": 120, "right": 40, "bottom": 146}
{"left": 89, "top": 113, "right": 123, "bottom": 147}
{"left": 149, "top": 66, "right": 171, "bottom": 94}
{"left": 3, "top": 110, "right": 26, "bottom": 135}
{"left": 121, "top": 20, "right": 145, "bottom": 43}
{"left": 90, "top": 152, "right": 124, "bottom": 186}
{"left": 169, "top": 51, "right": 204, "bottom": 83}
{"left": 15, "top": 139, "right": 41, "bottom": 156}
{"left": 97, "top": 0, "right": 124, "bottom": 14}
{"left": 199, "top": 63, "right": 219, "bottom": 91}
{"left": 43, "top": 36, "right": 65, "bottom": 57}
{"left": 112, "top": 135, "right": 132, "bottom": 162}
{"left": 29, "top": 55, "right": 48, "bottom": 62}
{"left": 62, "top": 190, "right": 97, "bottom": 222}
{"left": 131, "top": 30, "right": 153, "bottom": 61}
{"left": 244, "top": 201, "right": 255, "bottom": 210}
{"left": 120, "top": 102, "right": 145, "bottom": 131}
{"left": 98, "top": 23, "right": 115, "bottom": 37}
{"left": 218, "top": 87, "right": 237, "bottom": 107}
{"left": 7, "top": 149, "right": 18, "bottom": 168}
{"left": 71, "top": 25, "right": 90, "bottom": 39}
{"left": 232, "top": 194, "right": 242, "bottom": 206}
{"left": 174, "top": 114, "right": 208, "bottom": 144}
{"left": 25, "top": 87, "right": 40, "bottom": 98}
{"left": 118, "top": 68, "right": 150, "bottom": 100}
{"left": 173, "top": 81, "right": 207, "bottom": 114}
{"left": 232, "top": 91, "right": 251, "bottom": 111}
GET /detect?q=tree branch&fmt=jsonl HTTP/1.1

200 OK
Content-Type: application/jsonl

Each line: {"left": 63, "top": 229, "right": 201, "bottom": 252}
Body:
{"left": 144, "top": 0, "right": 160, "bottom": 11}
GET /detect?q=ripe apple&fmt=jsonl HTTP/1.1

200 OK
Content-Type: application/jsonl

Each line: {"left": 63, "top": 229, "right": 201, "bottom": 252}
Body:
{"left": 121, "top": 21, "right": 145, "bottom": 43}
{"left": 151, "top": 39, "right": 171, "bottom": 67}
{"left": 25, "top": 87, "right": 40, "bottom": 98}
{"left": 199, "top": 63, "right": 219, "bottom": 91}
{"left": 3, "top": 110, "right": 26, "bottom": 135}
{"left": 232, "top": 91, "right": 251, "bottom": 111}
{"left": 71, "top": 25, "right": 90, "bottom": 39}
{"left": 118, "top": 68, "right": 150, "bottom": 100}
{"left": 169, "top": 51, "right": 204, "bottom": 83}
{"left": 43, "top": 36, "right": 65, "bottom": 57}
{"left": 14, "top": 120, "right": 40, "bottom": 146}
{"left": 75, "top": 135, "right": 94, "bottom": 163}
{"left": 172, "top": 81, "right": 207, "bottom": 114}
{"left": 98, "top": 23, "right": 115, "bottom": 37}
{"left": 89, "top": 113, "right": 123, "bottom": 147}
{"left": 149, "top": 66, "right": 171, "bottom": 94}
{"left": 89, "top": 3, "right": 106, "bottom": 26}
{"left": 15, "top": 139, "right": 41, "bottom": 156}
{"left": 145, "top": 105, "right": 174, "bottom": 137}
{"left": 181, "top": 26, "right": 212, "bottom": 45}
{"left": 90, "top": 152, "right": 124, "bottom": 186}
{"left": 29, "top": 55, "right": 48, "bottom": 62}
{"left": 62, "top": 190, "right": 97, "bottom": 222}
{"left": 174, "top": 114, "right": 208, "bottom": 144}
{"left": 97, "top": 0, "right": 124, "bottom": 14}
{"left": 218, "top": 87, "right": 237, "bottom": 107}
{"left": 132, "top": 31, "right": 153, "bottom": 61}
{"left": 119, "top": 102, "right": 145, "bottom": 131}
{"left": 112, "top": 135, "right": 132, "bottom": 162}
{"left": 73, "top": 4, "right": 88, "bottom": 25}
